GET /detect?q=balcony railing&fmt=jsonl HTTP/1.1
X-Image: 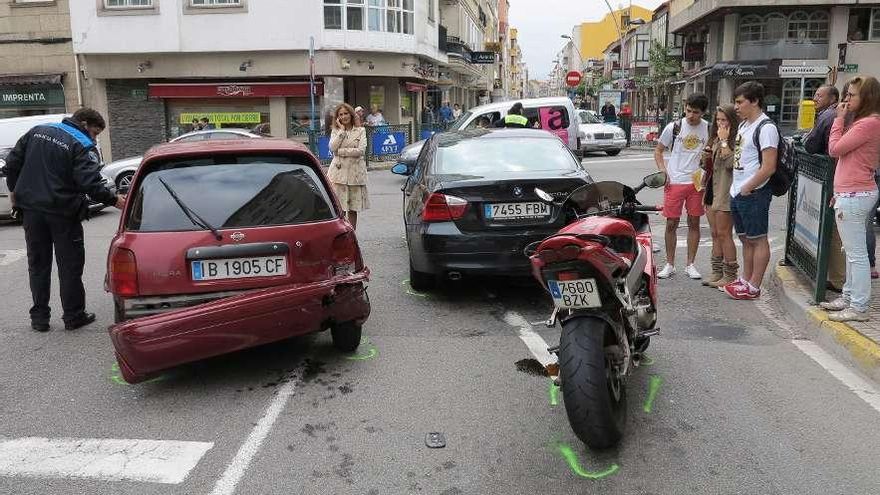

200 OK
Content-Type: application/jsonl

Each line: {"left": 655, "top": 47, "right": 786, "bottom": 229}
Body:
{"left": 446, "top": 36, "right": 473, "bottom": 61}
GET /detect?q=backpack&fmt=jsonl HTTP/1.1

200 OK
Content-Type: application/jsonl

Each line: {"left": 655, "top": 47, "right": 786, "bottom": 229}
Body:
{"left": 754, "top": 119, "right": 794, "bottom": 197}
{"left": 668, "top": 119, "right": 682, "bottom": 151}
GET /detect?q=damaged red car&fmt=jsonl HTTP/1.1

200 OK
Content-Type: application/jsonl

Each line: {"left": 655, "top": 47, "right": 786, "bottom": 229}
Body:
{"left": 105, "top": 139, "right": 370, "bottom": 383}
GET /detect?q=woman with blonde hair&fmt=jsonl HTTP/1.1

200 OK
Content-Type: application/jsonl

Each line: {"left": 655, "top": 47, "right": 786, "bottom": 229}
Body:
{"left": 820, "top": 76, "right": 880, "bottom": 321}
{"left": 327, "top": 103, "right": 369, "bottom": 230}
{"left": 702, "top": 105, "right": 740, "bottom": 288}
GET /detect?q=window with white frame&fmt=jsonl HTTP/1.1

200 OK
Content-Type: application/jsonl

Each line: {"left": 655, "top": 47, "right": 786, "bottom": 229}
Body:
{"left": 788, "top": 11, "right": 809, "bottom": 40}
{"left": 872, "top": 8, "right": 880, "bottom": 39}
{"left": 428, "top": 0, "right": 435, "bottom": 22}
{"left": 105, "top": 0, "right": 153, "bottom": 8}
{"left": 808, "top": 12, "right": 829, "bottom": 41}
{"left": 765, "top": 13, "right": 786, "bottom": 40}
{"left": 329, "top": 0, "right": 411, "bottom": 34}
{"left": 368, "top": 0, "right": 383, "bottom": 31}
{"left": 740, "top": 15, "right": 763, "bottom": 42}
{"left": 782, "top": 78, "right": 823, "bottom": 123}
{"left": 191, "top": 0, "right": 240, "bottom": 5}
{"left": 324, "top": 0, "right": 366, "bottom": 31}
{"left": 385, "top": 0, "right": 413, "bottom": 34}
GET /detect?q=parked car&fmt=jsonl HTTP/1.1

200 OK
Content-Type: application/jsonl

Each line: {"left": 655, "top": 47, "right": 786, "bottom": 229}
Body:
{"left": 101, "top": 129, "right": 262, "bottom": 192}
{"left": 392, "top": 128, "right": 592, "bottom": 291}
{"left": 397, "top": 97, "right": 582, "bottom": 168}
{"left": 106, "top": 138, "right": 370, "bottom": 383}
{"left": 576, "top": 110, "right": 627, "bottom": 156}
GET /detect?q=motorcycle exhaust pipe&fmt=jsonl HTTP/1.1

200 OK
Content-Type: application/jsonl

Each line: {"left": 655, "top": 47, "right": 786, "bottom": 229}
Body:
{"left": 448, "top": 271, "right": 463, "bottom": 281}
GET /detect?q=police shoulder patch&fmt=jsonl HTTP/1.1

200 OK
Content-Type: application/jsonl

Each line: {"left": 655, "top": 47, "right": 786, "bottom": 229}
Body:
{"left": 88, "top": 151, "right": 100, "bottom": 164}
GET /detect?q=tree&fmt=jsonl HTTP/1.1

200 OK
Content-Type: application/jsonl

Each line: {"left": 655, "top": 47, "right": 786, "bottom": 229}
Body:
{"left": 634, "top": 41, "right": 680, "bottom": 117}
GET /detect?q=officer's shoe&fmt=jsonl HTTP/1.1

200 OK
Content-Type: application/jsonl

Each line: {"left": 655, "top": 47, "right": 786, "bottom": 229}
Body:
{"left": 64, "top": 312, "right": 96, "bottom": 331}
{"left": 31, "top": 322, "right": 50, "bottom": 332}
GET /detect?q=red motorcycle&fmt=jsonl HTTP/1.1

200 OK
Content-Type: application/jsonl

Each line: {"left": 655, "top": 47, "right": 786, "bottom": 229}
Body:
{"left": 527, "top": 172, "right": 666, "bottom": 449}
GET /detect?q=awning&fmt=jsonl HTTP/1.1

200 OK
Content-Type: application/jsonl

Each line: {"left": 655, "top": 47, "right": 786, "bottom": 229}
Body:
{"left": 404, "top": 82, "right": 427, "bottom": 92}
{"left": 149, "top": 81, "right": 322, "bottom": 99}
{"left": 0, "top": 74, "right": 63, "bottom": 86}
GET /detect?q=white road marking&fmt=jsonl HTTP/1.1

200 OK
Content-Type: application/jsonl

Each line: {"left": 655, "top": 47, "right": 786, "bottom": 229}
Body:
{"left": 0, "top": 249, "right": 26, "bottom": 266}
{"left": 210, "top": 371, "right": 300, "bottom": 495}
{"left": 0, "top": 437, "right": 213, "bottom": 484}
{"left": 753, "top": 300, "right": 880, "bottom": 415}
{"left": 504, "top": 311, "right": 556, "bottom": 367}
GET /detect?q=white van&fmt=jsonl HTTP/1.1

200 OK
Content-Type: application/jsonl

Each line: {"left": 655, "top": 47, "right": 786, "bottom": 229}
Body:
{"left": 453, "top": 97, "right": 580, "bottom": 152}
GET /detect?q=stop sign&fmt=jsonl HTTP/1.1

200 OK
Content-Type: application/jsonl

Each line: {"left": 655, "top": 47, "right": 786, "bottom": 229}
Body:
{"left": 565, "top": 71, "right": 582, "bottom": 87}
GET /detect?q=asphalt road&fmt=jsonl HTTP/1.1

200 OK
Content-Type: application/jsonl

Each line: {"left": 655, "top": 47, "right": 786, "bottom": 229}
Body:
{"left": 1, "top": 149, "right": 879, "bottom": 494}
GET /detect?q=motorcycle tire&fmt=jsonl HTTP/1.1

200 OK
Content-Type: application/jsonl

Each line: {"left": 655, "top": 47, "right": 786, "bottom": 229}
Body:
{"left": 559, "top": 317, "right": 627, "bottom": 449}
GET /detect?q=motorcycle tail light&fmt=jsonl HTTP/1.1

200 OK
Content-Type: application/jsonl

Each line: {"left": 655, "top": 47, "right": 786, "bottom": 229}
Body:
{"left": 557, "top": 271, "right": 580, "bottom": 281}
{"left": 537, "top": 244, "right": 582, "bottom": 264}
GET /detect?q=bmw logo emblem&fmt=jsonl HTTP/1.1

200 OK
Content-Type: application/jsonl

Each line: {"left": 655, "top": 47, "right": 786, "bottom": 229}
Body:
{"left": 513, "top": 186, "right": 523, "bottom": 197}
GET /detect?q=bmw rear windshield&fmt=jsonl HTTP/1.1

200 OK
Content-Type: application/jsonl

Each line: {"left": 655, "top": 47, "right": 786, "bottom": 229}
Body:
{"left": 434, "top": 136, "right": 579, "bottom": 174}
{"left": 126, "top": 155, "right": 336, "bottom": 232}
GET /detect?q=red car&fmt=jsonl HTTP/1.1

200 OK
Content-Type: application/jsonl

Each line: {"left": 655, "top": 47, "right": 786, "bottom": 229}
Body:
{"left": 105, "top": 139, "right": 370, "bottom": 383}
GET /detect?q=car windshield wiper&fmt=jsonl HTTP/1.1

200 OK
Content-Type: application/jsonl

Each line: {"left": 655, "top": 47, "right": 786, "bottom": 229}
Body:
{"left": 157, "top": 176, "right": 222, "bottom": 241}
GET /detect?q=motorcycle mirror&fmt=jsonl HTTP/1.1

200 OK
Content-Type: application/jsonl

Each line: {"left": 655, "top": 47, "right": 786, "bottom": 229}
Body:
{"left": 534, "top": 188, "right": 555, "bottom": 204}
{"left": 643, "top": 171, "right": 667, "bottom": 189}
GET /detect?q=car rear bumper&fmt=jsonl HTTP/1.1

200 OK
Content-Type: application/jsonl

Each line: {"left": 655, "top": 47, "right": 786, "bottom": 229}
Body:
{"left": 110, "top": 272, "right": 370, "bottom": 383}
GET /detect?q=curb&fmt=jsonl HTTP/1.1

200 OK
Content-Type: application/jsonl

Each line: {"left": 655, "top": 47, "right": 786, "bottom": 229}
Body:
{"left": 770, "top": 264, "right": 880, "bottom": 384}
{"left": 367, "top": 161, "right": 397, "bottom": 171}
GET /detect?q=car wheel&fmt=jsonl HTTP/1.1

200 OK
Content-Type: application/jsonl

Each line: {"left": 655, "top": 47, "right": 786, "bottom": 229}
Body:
{"left": 331, "top": 321, "right": 362, "bottom": 352}
{"left": 409, "top": 259, "right": 435, "bottom": 292}
{"left": 606, "top": 149, "right": 621, "bottom": 156}
{"left": 116, "top": 171, "right": 134, "bottom": 192}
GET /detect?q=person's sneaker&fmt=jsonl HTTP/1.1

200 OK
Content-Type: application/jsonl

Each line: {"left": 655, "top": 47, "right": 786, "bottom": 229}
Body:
{"left": 828, "top": 308, "right": 870, "bottom": 322}
{"left": 819, "top": 297, "right": 849, "bottom": 312}
{"left": 720, "top": 278, "right": 746, "bottom": 293}
{"left": 657, "top": 264, "right": 675, "bottom": 279}
{"left": 64, "top": 312, "right": 96, "bottom": 331}
{"left": 685, "top": 264, "right": 702, "bottom": 280}
{"left": 31, "top": 322, "right": 50, "bottom": 333}
{"left": 872, "top": 270, "right": 879, "bottom": 279}
{"left": 725, "top": 282, "right": 761, "bottom": 300}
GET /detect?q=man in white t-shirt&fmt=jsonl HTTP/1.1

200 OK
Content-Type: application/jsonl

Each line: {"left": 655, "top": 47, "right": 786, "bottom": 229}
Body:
{"left": 724, "top": 81, "right": 779, "bottom": 300}
{"left": 653, "top": 93, "right": 710, "bottom": 279}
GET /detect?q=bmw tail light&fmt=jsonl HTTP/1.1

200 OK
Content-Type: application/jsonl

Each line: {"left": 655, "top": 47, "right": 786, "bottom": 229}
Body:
{"left": 332, "top": 231, "right": 363, "bottom": 275}
{"left": 422, "top": 193, "right": 469, "bottom": 223}
{"left": 109, "top": 247, "right": 138, "bottom": 297}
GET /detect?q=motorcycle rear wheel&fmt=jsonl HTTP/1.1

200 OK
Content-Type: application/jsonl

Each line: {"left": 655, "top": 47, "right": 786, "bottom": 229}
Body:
{"left": 559, "top": 317, "right": 627, "bottom": 449}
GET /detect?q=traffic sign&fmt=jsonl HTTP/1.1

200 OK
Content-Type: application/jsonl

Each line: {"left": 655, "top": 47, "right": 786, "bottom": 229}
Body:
{"left": 841, "top": 64, "right": 859, "bottom": 73}
{"left": 565, "top": 71, "right": 582, "bottom": 87}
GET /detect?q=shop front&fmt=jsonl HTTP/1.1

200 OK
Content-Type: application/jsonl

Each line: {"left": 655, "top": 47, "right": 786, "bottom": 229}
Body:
{"left": 0, "top": 75, "right": 66, "bottom": 119}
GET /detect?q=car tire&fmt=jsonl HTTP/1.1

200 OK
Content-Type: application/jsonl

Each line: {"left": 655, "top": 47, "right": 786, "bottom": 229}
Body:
{"left": 331, "top": 321, "right": 362, "bottom": 352}
{"left": 409, "top": 259, "right": 435, "bottom": 292}
{"left": 116, "top": 171, "right": 134, "bottom": 192}
{"left": 606, "top": 149, "right": 621, "bottom": 156}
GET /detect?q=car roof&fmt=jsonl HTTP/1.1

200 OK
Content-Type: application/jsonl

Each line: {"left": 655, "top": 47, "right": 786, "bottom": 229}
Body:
{"left": 465, "top": 97, "right": 575, "bottom": 114}
{"left": 143, "top": 138, "right": 314, "bottom": 162}
{"left": 435, "top": 128, "right": 562, "bottom": 147}
{"left": 170, "top": 129, "right": 260, "bottom": 140}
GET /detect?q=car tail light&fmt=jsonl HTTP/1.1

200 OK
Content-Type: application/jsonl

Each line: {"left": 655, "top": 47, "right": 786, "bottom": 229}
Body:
{"left": 422, "top": 193, "right": 469, "bottom": 223}
{"left": 109, "top": 247, "right": 138, "bottom": 297}
{"left": 536, "top": 244, "right": 582, "bottom": 264}
{"left": 332, "top": 231, "right": 363, "bottom": 276}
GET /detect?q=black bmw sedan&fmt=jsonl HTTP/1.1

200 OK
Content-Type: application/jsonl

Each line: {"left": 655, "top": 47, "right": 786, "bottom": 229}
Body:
{"left": 392, "top": 128, "right": 593, "bottom": 291}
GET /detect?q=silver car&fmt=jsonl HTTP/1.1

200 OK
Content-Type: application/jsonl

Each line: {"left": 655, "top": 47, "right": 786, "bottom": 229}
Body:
{"left": 576, "top": 110, "right": 627, "bottom": 156}
{"left": 101, "top": 129, "right": 262, "bottom": 191}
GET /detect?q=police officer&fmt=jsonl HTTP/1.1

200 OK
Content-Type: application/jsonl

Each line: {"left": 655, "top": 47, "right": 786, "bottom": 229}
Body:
{"left": 5, "top": 108, "right": 125, "bottom": 332}
{"left": 494, "top": 102, "right": 529, "bottom": 128}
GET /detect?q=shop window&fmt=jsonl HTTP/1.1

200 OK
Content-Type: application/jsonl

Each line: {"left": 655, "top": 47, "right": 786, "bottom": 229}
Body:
{"left": 846, "top": 8, "right": 880, "bottom": 41}
{"left": 781, "top": 78, "right": 823, "bottom": 123}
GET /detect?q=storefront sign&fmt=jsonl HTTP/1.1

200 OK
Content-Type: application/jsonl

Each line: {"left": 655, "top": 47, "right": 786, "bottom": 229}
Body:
{"left": 0, "top": 85, "right": 65, "bottom": 108}
{"left": 683, "top": 43, "right": 705, "bottom": 62}
{"left": 130, "top": 89, "right": 149, "bottom": 101}
{"left": 779, "top": 65, "right": 831, "bottom": 78}
{"left": 793, "top": 173, "right": 823, "bottom": 257}
{"left": 707, "top": 61, "right": 777, "bottom": 81}
{"left": 179, "top": 112, "right": 262, "bottom": 125}
{"left": 371, "top": 130, "right": 406, "bottom": 156}
{"left": 632, "top": 121, "right": 659, "bottom": 142}
{"left": 471, "top": 51, "right": 497, "bottom": 64}
{"left": 149, "top": 82, "right": 322, "bottom": 99}
{"left": 316, "top": 135, "right": 333, "bottom": 161}
{"left": 841, "top": 64, "right": 859, "bottom": 73}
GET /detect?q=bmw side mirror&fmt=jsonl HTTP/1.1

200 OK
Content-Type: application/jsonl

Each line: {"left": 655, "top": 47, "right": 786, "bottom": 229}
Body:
{"left": 391, "top": 163, "right": 411, "bottom": 176}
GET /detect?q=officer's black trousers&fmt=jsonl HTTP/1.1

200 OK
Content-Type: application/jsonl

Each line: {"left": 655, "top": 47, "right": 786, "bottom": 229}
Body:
{"left": 21, "top": 210, "right": 87, "bottom": 325}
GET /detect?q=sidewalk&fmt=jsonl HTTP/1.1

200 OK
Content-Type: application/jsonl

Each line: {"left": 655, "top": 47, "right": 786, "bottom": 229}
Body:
{"left": 770, "top": 265, "right": 880, "bottom": 383}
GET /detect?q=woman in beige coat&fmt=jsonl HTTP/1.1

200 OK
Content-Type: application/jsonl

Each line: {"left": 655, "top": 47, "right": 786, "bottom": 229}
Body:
{"left": 701, "top": 104, "right": 739, "bottom": 288}
{"left": 328, "top": 103, "right": 369, "bottom": 230}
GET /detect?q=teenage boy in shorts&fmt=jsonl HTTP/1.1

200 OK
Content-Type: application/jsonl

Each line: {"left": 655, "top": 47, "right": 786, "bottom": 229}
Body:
{"left": 654, "top": 93, "right": 710, "bottom": 279}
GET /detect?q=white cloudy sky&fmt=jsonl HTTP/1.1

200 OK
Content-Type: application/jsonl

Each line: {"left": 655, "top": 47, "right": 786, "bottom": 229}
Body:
{"left": 508, "top": 0, "right": 664, "bottom": 79}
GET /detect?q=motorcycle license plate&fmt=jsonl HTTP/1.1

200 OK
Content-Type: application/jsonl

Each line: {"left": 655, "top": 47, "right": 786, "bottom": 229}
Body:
{"left": 548, "top": 279, "right": 602, "bottom": 309}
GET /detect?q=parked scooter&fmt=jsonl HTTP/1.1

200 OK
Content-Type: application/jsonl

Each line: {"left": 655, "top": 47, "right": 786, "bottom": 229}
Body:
{"left": 526, "top": 172, "right": 666, "bottom": 449}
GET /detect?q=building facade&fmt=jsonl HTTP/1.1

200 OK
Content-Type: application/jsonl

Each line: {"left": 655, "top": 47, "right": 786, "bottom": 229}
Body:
{"left": 575, "top": 5, "right": 653, "bottom": 61}
{"left": 437, "top": 0, "right": 501, "bottom": 110}
{"left": 0, "top": 0, "right": 78, "bottom": 119}
{"left": 69, "top": 0, "right": 447, "bottom": 161}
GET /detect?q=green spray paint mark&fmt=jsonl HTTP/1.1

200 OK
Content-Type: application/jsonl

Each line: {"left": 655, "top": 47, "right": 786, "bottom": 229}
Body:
{"left": 549, "top": 381, "right": 560, "bottom": 406}
{"left": 345, "top": 337, "right": 378, "bottom": 361}
{"left": 640, "top": 355, "right": 655, "bottom": 366}
{"left": 643, "top": 375, "right": 663, "bottom": 413}
{"left": 557, "top": 443, "right": 620, "bottom": 479}
{"left": 401, "top": 280, "right": 429, "bottom": 298}
{"left": 109, "top": 362, "right": 164, "bottom": 385}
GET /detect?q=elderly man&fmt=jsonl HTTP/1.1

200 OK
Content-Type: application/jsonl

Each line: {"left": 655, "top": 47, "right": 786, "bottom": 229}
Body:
{"left": 803, "top": 85, "right": 839, "bottom": 155}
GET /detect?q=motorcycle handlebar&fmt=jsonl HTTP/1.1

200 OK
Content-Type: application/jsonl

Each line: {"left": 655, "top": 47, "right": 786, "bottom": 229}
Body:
{"left": 633, "top": 205, "right": 662, "bottom": 212}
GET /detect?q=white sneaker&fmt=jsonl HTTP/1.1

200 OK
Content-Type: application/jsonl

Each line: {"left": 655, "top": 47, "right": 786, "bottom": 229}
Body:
{"left": 819, "top": 297, "right": 848, "bottom": 312}
{"left": 658, "top": 264, "right": 675, "bottom": 279}
{"left": 685, "top": 264, "right": 702, "bottom": 280}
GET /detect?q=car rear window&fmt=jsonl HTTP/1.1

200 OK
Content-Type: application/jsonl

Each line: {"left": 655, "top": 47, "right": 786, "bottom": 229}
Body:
{"left": 126, "top": 155, "right": 335, "bottom": 232}
{"left": 435, "top": 137, "right": 579, "bottom": 174}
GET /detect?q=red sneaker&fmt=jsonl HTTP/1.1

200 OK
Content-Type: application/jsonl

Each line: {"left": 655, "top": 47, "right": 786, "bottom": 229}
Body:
{"left": 872, "top": 270, "right": 879, "bottom": 280}
{"left": 721, "top": 278, "right": 746, "bottom": 293}
{"left": 725, "top": 282, "right": 760, "bottom": 300}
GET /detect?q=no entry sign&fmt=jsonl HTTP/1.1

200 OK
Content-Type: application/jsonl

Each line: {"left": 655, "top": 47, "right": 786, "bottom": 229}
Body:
{"left": 566, "top": 71, "right": 582, "bottom": 87}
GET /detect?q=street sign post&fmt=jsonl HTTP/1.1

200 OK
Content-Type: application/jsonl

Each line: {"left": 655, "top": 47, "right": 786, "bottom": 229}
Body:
{"left": 565, "top": 71, "right": 582, "bottom": 88}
